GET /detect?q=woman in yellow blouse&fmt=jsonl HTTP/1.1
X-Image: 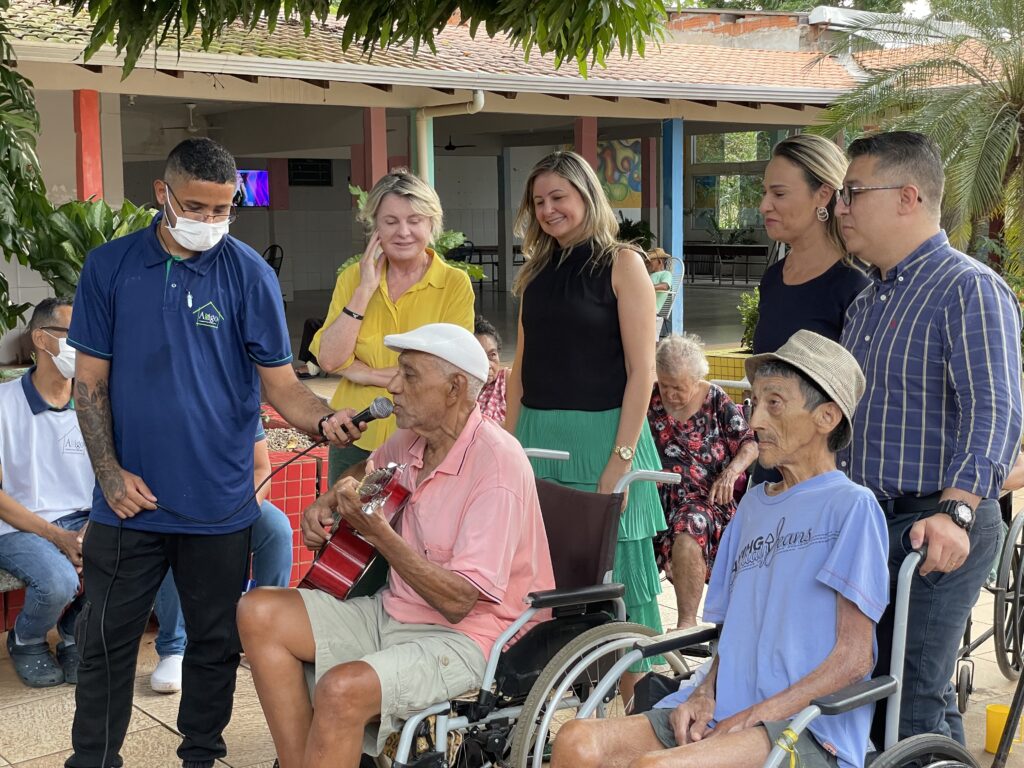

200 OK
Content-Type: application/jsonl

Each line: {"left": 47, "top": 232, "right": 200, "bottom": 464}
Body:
{"left": 311, "top": 171, "right": 475, "bottom": 483}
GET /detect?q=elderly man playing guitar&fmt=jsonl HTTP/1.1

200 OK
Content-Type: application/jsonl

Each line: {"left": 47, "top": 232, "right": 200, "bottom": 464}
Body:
{"left": 238, "top": 323, "right": 556, "bottom": 768}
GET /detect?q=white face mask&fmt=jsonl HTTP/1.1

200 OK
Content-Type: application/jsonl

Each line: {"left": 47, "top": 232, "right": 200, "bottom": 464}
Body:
{"left": 163, "top": 190, "right": 230, "bottom": 253}
{"left": 44, "top": 333, "right": 77, "bottom": 379}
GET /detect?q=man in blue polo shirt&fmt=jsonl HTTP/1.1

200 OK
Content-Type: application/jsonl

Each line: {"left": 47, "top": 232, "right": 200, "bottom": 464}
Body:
{"left": 0, "top": 298, "right": 93, "bottom": 688}
{"left": 66, "top": 138, "right": 359, "bottom": 768}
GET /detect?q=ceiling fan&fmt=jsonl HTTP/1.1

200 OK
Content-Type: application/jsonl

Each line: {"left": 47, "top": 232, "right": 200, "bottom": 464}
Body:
{"left": 435, "top": 135, "right": 476, "bottom": 151}
{"left": 162, "top": 102, "right": 224, "bottom": 134}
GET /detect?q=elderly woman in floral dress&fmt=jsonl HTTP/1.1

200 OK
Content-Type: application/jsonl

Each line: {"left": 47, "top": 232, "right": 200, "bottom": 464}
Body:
{"left": 647, "top": 334, "right": 758, "bottom": 629}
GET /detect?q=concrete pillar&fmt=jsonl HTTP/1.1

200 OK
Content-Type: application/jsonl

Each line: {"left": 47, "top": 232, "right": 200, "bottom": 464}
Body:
{"left": 73, "top": 89, "right": 103, "bottom": 200}
{"left": 640, "top": 136, "right": 658, "bottom": 237}
{"left": 574, "top": 117, "right": 598, "bottom": 169}
{"left": 497, "top": 149, "right": 516, "bottom": 294}
{"left": 363, "top": 107, "right": 388, "bottom": 187}
{"left": 409, "top": 109, "right": 435, "bottom": 186}
{"left": 661, "top": 118, "right": 684, "bottom": 333}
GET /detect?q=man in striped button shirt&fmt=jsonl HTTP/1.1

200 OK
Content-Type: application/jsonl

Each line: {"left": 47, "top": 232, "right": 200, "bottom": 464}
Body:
{"left": 838, "top": 131, "right": 1022, "bottom": 745}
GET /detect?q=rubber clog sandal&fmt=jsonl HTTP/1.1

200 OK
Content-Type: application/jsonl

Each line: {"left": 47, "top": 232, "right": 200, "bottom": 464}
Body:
{"left": 6, "top": 633, "right": 64, "bottom": 688}
{"left": 57, "top": 640, "right": 81, "bottom": 684}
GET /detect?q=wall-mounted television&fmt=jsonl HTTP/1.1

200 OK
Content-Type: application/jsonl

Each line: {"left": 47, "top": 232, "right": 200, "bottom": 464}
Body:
{"left": 234, "top": 170, "right": 270, "bottom": 207}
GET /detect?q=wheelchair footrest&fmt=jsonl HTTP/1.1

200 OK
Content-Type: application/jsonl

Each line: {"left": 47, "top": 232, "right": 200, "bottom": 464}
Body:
{"left": 391, "top": 754, "right": 444, "bottom": 768}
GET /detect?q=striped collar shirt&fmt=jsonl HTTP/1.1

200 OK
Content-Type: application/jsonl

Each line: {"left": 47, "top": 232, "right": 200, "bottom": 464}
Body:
{"left": 840, "top": 231, "right": 1022, "bottom": 501}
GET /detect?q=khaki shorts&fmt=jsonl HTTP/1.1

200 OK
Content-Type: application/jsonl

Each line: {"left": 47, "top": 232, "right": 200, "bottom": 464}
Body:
{"left": 643, "top": 710, "right": 839, "bottom": 768}
{"left": 299, "top": 590, "right": 486, "bottom": 756}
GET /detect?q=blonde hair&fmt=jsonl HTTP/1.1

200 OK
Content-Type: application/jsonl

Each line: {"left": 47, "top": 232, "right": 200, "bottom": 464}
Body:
{"left": 771, "top": 134, "right": 848, "bottom": 258}
{"left": 358, "top": 169, "right": 444, "bottom": 240}
{"left": 512, "top": 151, "right": 635, "bottom": 296}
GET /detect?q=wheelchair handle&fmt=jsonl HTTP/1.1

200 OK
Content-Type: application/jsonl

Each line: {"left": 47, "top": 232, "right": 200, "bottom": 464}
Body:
{"left": 523, "top": 448, "right": 571, "bottom": 461}
{"left": 613, "top": 470, "right": 680, "bottom": 494}
{"left": 884, "top": 546, "right": 926, "bottom": 750}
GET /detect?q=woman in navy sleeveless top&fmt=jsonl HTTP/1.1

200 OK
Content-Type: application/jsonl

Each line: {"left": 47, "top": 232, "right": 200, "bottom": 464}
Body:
{"left": 755, "top": 134, "right": 868, "bottom": 355}
{"left": 752, "top": 135, "right": 868, "bottom": 485}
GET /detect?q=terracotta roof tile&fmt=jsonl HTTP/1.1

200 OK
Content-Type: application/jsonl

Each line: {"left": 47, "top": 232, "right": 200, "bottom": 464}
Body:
{"left": 854, "top": 39, "right": 998, "bottom": 86}
{"left": 5, "top": 0, "right": 854, "bottom": 91}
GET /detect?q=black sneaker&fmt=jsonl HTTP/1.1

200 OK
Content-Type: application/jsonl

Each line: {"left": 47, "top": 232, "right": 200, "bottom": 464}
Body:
{"left": 56, "top": 641, "right": 81, "bottom": 684}
{"left": 6, "top": 632, "right": 64, "bottom": 688}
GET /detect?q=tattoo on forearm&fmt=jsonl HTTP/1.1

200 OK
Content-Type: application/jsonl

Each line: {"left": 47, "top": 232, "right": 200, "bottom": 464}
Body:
{"left": 75, "top": 379, "right": 125, "bottom": 503}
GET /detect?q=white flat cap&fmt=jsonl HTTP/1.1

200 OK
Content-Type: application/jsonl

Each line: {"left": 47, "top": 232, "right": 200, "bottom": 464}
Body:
{"left": 384, "top": 323, "right": 489, "bottom": 383}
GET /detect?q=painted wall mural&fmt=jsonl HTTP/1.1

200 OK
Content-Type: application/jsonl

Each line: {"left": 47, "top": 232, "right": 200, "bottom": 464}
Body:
{"left": 597, "top": 139, "right": 642, "bottom": 208}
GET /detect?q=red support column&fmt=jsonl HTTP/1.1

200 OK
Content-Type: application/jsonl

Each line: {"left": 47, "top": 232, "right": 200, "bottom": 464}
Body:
{"left": 350, "top": 144, "right": 365, "bottom": 203}
{"left": 363, "top": 108, "right": 388, "bottom": 187}
{"left": 73, "top": 89, "right": 103, "bottom": 201}
{"left": 267, "top": 159, "right": 289, "bottom": 210}
{"left": 574, "top": 117, "right": 598, "bottom": 169}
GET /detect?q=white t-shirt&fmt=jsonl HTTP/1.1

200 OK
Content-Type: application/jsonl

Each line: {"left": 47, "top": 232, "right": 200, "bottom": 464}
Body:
{"left": 0, "top": 371, "right": 94, "bottom": 536}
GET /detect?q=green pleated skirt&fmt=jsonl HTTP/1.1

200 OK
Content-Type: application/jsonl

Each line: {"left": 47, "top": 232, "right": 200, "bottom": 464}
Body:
{"left": 516, "top": 406, "right": 665, "bottom": 670}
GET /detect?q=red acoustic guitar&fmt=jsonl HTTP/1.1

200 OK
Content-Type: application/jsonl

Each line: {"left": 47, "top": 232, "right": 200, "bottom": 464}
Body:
{"left": 299, "top": 462, "right": 409, "bottom": 600}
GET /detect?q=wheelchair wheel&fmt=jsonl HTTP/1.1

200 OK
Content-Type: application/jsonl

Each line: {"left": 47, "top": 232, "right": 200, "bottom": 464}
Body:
{"left": 993, "top": 510, "right": 1024, "bottom": 679}
{"left": 506, "top": 621, "right": 660, "bottom": 768}
{"left": 955, "top": 664, "right": 971, "bottom": 714}
{"left": 869, "top": 733, "right": 979, "bottom": 768}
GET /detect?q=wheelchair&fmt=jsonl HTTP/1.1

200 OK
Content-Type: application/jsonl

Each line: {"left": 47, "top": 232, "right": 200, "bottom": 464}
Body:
{"left": 374, "top": 453, "right": 681, "bottom": 768}
{"left": 954, "top": 489, "right": 1024, "bottom": 711}
{"left": 564, "top": 547, "right": 979, "bottom": 768}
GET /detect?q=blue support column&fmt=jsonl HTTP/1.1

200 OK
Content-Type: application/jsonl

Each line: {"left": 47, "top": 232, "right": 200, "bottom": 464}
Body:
{"left": 661, "top": 118, "right": 684, "bottom": 333}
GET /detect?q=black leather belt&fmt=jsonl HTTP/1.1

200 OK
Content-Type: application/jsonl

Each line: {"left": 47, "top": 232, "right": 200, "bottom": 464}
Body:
{"left": 875, "top": 491, "right": 942, "bottom": 516}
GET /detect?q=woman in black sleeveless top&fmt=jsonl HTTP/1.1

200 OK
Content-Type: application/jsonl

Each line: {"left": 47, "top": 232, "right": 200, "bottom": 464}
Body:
{"left": 506, "top": 151, "right": 666, "bottom": 697}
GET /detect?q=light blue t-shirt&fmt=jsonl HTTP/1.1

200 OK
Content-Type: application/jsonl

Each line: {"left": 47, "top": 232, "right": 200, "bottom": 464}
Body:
{"left": 656, "top": 471, "right": 889, "bottom": 768}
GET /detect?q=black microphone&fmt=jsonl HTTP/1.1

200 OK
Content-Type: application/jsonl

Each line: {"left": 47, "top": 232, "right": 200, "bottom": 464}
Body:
{"left": 351, "top": 396, "right": 394, "bottom": 426}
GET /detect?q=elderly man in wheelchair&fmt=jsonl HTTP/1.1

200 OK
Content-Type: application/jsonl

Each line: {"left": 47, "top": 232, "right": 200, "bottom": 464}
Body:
{"left": 238, "top": 323, "right": 557, "bottom": 768}
{"left": 553, "top": 331, "right": 890, "bottom": 768}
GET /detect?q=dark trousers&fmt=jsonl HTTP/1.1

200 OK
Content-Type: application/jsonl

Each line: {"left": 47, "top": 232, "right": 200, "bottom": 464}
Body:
{"left": 871, "top": 496, "right": 1000, "bottom": 746}
{"left": 298, "top": 317, "right": 324, "bottom": 364}
{"left": 67, "top": 521, "right": 251, "bottom": 767}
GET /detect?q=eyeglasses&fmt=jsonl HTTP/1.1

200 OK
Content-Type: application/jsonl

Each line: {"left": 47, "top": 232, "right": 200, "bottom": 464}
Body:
{"left": 164, "top": 182, "right": 237, "bottom": 224}
{"left": 836, "top": 185, "right": 923, "bottom": 207}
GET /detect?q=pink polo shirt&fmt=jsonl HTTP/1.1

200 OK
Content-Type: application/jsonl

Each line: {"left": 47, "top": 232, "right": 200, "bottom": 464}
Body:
{"left": 371, "top": 407, "right": 555, "bottom": 654}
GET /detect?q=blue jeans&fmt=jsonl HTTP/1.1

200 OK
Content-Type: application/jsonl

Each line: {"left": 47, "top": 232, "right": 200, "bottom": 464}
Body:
{"left": 0, "top": 510, "right": 89, "bottom": 645}
{"left": 153, "top": 500, "right": 292, "bottom": 657}
{"left": 872, "top": 497, "right": 1001, "bottom": 745}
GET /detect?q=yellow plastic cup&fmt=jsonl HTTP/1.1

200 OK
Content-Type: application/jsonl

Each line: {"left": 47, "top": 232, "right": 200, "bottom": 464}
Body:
{"left": 985, "top": 703, "right": 1023, "bottom": 754}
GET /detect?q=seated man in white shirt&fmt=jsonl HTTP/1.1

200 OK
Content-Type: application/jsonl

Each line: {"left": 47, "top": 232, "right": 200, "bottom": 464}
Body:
{"left": 0, "top": 298, "right": 94, "bottom": 687}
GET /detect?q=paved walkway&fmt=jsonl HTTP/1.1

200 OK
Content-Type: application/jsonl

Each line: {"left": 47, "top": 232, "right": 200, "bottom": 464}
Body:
{"left": 0, "top": 575, "right": 1018, "bottom": 766}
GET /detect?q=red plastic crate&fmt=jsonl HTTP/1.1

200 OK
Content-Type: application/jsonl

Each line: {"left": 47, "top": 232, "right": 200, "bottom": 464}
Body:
{"left": 4, "top": 588, "right": 25, "bottom": 632}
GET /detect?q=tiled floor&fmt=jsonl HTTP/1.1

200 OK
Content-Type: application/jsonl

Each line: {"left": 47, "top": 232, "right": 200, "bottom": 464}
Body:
{"left": 1, "top": 576, "right": 1020, "bottom": 766}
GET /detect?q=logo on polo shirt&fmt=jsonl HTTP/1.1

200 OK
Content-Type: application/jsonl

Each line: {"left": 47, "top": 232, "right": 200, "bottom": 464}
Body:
{"left": 192, "top": 301, "right": 225, "bottom": 330}
{"left": 59, "top": 426, "right": 85, "bottom": 455}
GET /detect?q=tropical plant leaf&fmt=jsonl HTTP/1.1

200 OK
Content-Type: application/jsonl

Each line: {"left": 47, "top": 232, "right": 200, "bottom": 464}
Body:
{"left": 51, "top": 0, "right": 667, "bottom": 78}
{"left": 810, "top": 0, "right": 1024, "bottom": 255}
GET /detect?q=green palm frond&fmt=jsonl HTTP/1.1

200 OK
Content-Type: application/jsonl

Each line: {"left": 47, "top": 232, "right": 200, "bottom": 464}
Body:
{"left": 811, "top": 0, "right": 1024, "bottom": 255}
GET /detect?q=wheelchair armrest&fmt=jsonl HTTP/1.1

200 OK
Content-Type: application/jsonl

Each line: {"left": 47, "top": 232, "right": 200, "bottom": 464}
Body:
{"left": 810, "top": 676, "right": 898, "bottom": 716}
{"left": 636, "top": 625, "right": 720, "bottom": 659}
{"left": 527, "top": 583, "right": 625, "bottom": 610}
